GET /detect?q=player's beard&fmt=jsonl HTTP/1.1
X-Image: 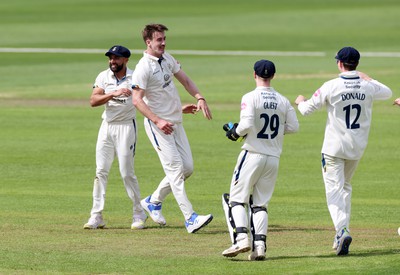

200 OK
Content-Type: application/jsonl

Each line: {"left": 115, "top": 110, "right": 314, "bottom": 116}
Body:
{"left": 109, "top": 63, "right": 124, "bottom": 73}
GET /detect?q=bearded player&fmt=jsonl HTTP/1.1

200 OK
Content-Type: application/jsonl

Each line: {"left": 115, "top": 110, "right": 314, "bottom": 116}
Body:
{"left": 84, "top": 45, "right": 147, "bottom": 230}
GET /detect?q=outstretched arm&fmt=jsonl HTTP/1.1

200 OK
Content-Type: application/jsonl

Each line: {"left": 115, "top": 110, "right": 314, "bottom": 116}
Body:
{"left": 175, "top": 70, "right": 212, "bottom": 120}
{"left": 295, "top": 95, "right": 307, "bottom": 106}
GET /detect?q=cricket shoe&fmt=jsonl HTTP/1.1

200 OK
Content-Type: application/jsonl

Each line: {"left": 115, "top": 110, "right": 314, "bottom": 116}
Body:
{"left": 335, "top": 228, "right": 352, "bottom": 256}
{"left": 332, "top": 236, "right": 338, "bottom": 250}
{"left": 131, "top": 212, "right": 148, "bottom": 230}
{"left": 83, "top": 215, "right": 105, "bottom": 229}
{"left": 140, "top": 196, "right": 166, "bottom": 226}
{"left": 222, "top": 234, "right": 251, "bottom": 257}
{"left": 248, "top": 241, "right": 266, "bottom": 261}
{"left": 185, "top": 212, "right": 213, "bottom": 233}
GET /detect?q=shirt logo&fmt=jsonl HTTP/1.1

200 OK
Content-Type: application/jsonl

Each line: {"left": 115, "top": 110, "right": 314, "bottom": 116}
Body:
{"left": 313, "top": 89, "right": 321, "bottom": 97}
{"left": 241, "top": 103, "right": 247, "bottom": 110}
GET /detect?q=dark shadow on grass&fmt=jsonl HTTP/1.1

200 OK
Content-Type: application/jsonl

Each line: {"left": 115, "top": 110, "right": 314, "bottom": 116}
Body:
{"left": 101, "top": 225, "right": 182, "bottom": 230}
{"left": 268, "top": 225, "right": 331, "bottom": 233}
{"left": 225, "top": 248, "right": 400, "bottom": 262}
{"left": 343, "top": 249, "right": 400, "bottom": 258}
{"left": 90, "top": 224, "right": 332, "bottom": 235}
{"left": 200, "top": 225, "right": 331, "bottom": 236}
{"left": 82, "top": 224, "right": 180, "bottom": 231}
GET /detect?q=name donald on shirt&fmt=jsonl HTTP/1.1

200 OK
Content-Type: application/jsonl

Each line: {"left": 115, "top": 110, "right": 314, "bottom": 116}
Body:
{"left": 341, "top": 92, "right": 366, "bottom": 101}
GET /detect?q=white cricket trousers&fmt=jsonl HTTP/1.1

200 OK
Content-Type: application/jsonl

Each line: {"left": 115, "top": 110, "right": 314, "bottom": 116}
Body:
{"left": 229, "top": 150, "right": 280, "bottom": 237}
{"left": 144, "top": 119, "right": 194, "bottom": 220}
{"left": 322, "top": 153, "right": 359, "bottom": 233}
{"left": 90, "top": 120, "right": 144, "bottom": 219}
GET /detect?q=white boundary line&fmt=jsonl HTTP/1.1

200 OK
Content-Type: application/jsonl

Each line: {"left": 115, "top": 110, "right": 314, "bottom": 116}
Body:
{"left": 0, "top": 48, "right": 400, "bottom": 58}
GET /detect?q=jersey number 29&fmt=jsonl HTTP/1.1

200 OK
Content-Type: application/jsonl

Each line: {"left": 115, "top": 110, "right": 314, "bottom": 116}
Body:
{"left": 257, "top": 113, "right": 280, "bottom": 139}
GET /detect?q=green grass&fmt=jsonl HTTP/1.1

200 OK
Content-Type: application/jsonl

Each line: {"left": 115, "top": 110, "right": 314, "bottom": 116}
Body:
{"left": 1, "top": 0, "right": 400, "bottom": 274}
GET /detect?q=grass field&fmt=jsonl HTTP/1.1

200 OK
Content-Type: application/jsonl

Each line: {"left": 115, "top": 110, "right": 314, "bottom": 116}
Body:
{"left": 1, "top": 0, "right": 399, "bottom": 274}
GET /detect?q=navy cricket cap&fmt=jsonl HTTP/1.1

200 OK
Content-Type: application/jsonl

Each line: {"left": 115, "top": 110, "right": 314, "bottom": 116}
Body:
{"left": 254, "top": 59, "right": 276, "bottom": 78}
{"left": 105, "top": 45, "right": 131, "bottom": 58}
{"left": 335, "top": 47, "right": 360, "bottom": 64}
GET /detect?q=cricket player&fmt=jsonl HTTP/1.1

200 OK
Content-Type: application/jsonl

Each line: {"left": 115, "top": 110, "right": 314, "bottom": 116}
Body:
{"left": 84, "top": 45, "right": 147, "bottom": 230}
{"left": 222, "top": 60, "right": 299, "bottom": 260}
{"left": 295, "top": 47, "right": 392, "bottom": 255}
{"left": 131, "top": 23, "right": 213, "bottom": 233}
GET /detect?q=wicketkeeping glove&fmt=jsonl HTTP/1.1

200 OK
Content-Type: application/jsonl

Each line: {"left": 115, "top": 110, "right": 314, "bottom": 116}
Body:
{"left": 223, "top": 122, "right": 241, "bottom": 141}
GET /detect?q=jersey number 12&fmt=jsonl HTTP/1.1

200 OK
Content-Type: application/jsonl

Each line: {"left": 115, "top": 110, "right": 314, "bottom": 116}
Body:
{"left": 343, "top": 104, "right": 361, "bottom": 129}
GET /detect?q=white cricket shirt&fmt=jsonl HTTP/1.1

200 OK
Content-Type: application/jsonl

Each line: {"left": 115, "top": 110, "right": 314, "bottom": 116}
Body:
{"left": 298, "top": 71, "right": 392, "bottom": 160}
{"left": 93, "top": 68, "right": 135, "bottom": 123}
{"left": 132, "top": 52, "right": 182, "bottom": 123}
{"left": 235, "top": 86, "right": 299, "bottom": 157}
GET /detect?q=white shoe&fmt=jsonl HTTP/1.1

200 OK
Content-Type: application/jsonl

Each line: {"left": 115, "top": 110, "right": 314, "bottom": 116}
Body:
{"left": 83, "top": 215, "right": 105, "bottom": 229}
{"left": 248, "top": 241, "right": 266, "bottom": 261}
{"left": 185, "top": 213, "right": 213, "bottom": 233}
{"left": 140, "top": 196, "right": 166, "bottom": 226}
{"left": 222, "top": 236, "right": 251, "bottom": 257}
{"left": 332, "top": 236, "right": 338, "bottom": 250}
{"left": 335, "top": 228, "right": 352, "bottom": 256}
{"left": 131, "top": 212, "right": 148, "bottom": 230}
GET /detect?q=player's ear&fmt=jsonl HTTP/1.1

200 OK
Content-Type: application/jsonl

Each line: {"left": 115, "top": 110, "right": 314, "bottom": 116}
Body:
{"left": 145, "top": 38, "right": 152, "bottom": 47}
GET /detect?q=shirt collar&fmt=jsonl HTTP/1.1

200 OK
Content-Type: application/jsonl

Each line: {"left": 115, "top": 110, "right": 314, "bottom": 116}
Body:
{"left": 339, "top": 70, "right": 360, "bottom": 79}
{"left": 143, "top": 51, "right": 164, "bottom": 62}
{"left": 256, "top": 86, "right": 274, "bottom": 92}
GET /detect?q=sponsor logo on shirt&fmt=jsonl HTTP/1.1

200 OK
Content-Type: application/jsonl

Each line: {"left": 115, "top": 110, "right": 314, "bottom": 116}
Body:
{"left": 162, "top": 81, "right": 172, "bottom": 88}
{"left": 111, "top": 97, "right": 128, "bottom": 104}
{"left": 344, "top": 80, "right": 361, "bottom": 90}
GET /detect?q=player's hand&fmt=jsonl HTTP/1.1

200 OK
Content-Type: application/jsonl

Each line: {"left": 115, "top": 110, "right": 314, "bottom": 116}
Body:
{"left": 114, "top": 88, "right": 132, "bottom": 97}
{"left": 393, "top": 98, "right": 400, "bottom": 106}
{"left": 295, "top": 95, "right": 306, "bottom": 105}
{"left": 156, "top": 119, "right": 174, "bottom": 135}
{"left": 197, "top": 99, "right": 212, "bottom": 120}
{"left": 225, "top": 123, "right": 240, "bottom": 141}
{"left": 182, "top": 104, "right": 197, "bottom": 114}
{"left": 223, "top": 123, "right": 233, "bottom": 132}
{"left": 357, "top": 71, "right": 372, "bottom": 81}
